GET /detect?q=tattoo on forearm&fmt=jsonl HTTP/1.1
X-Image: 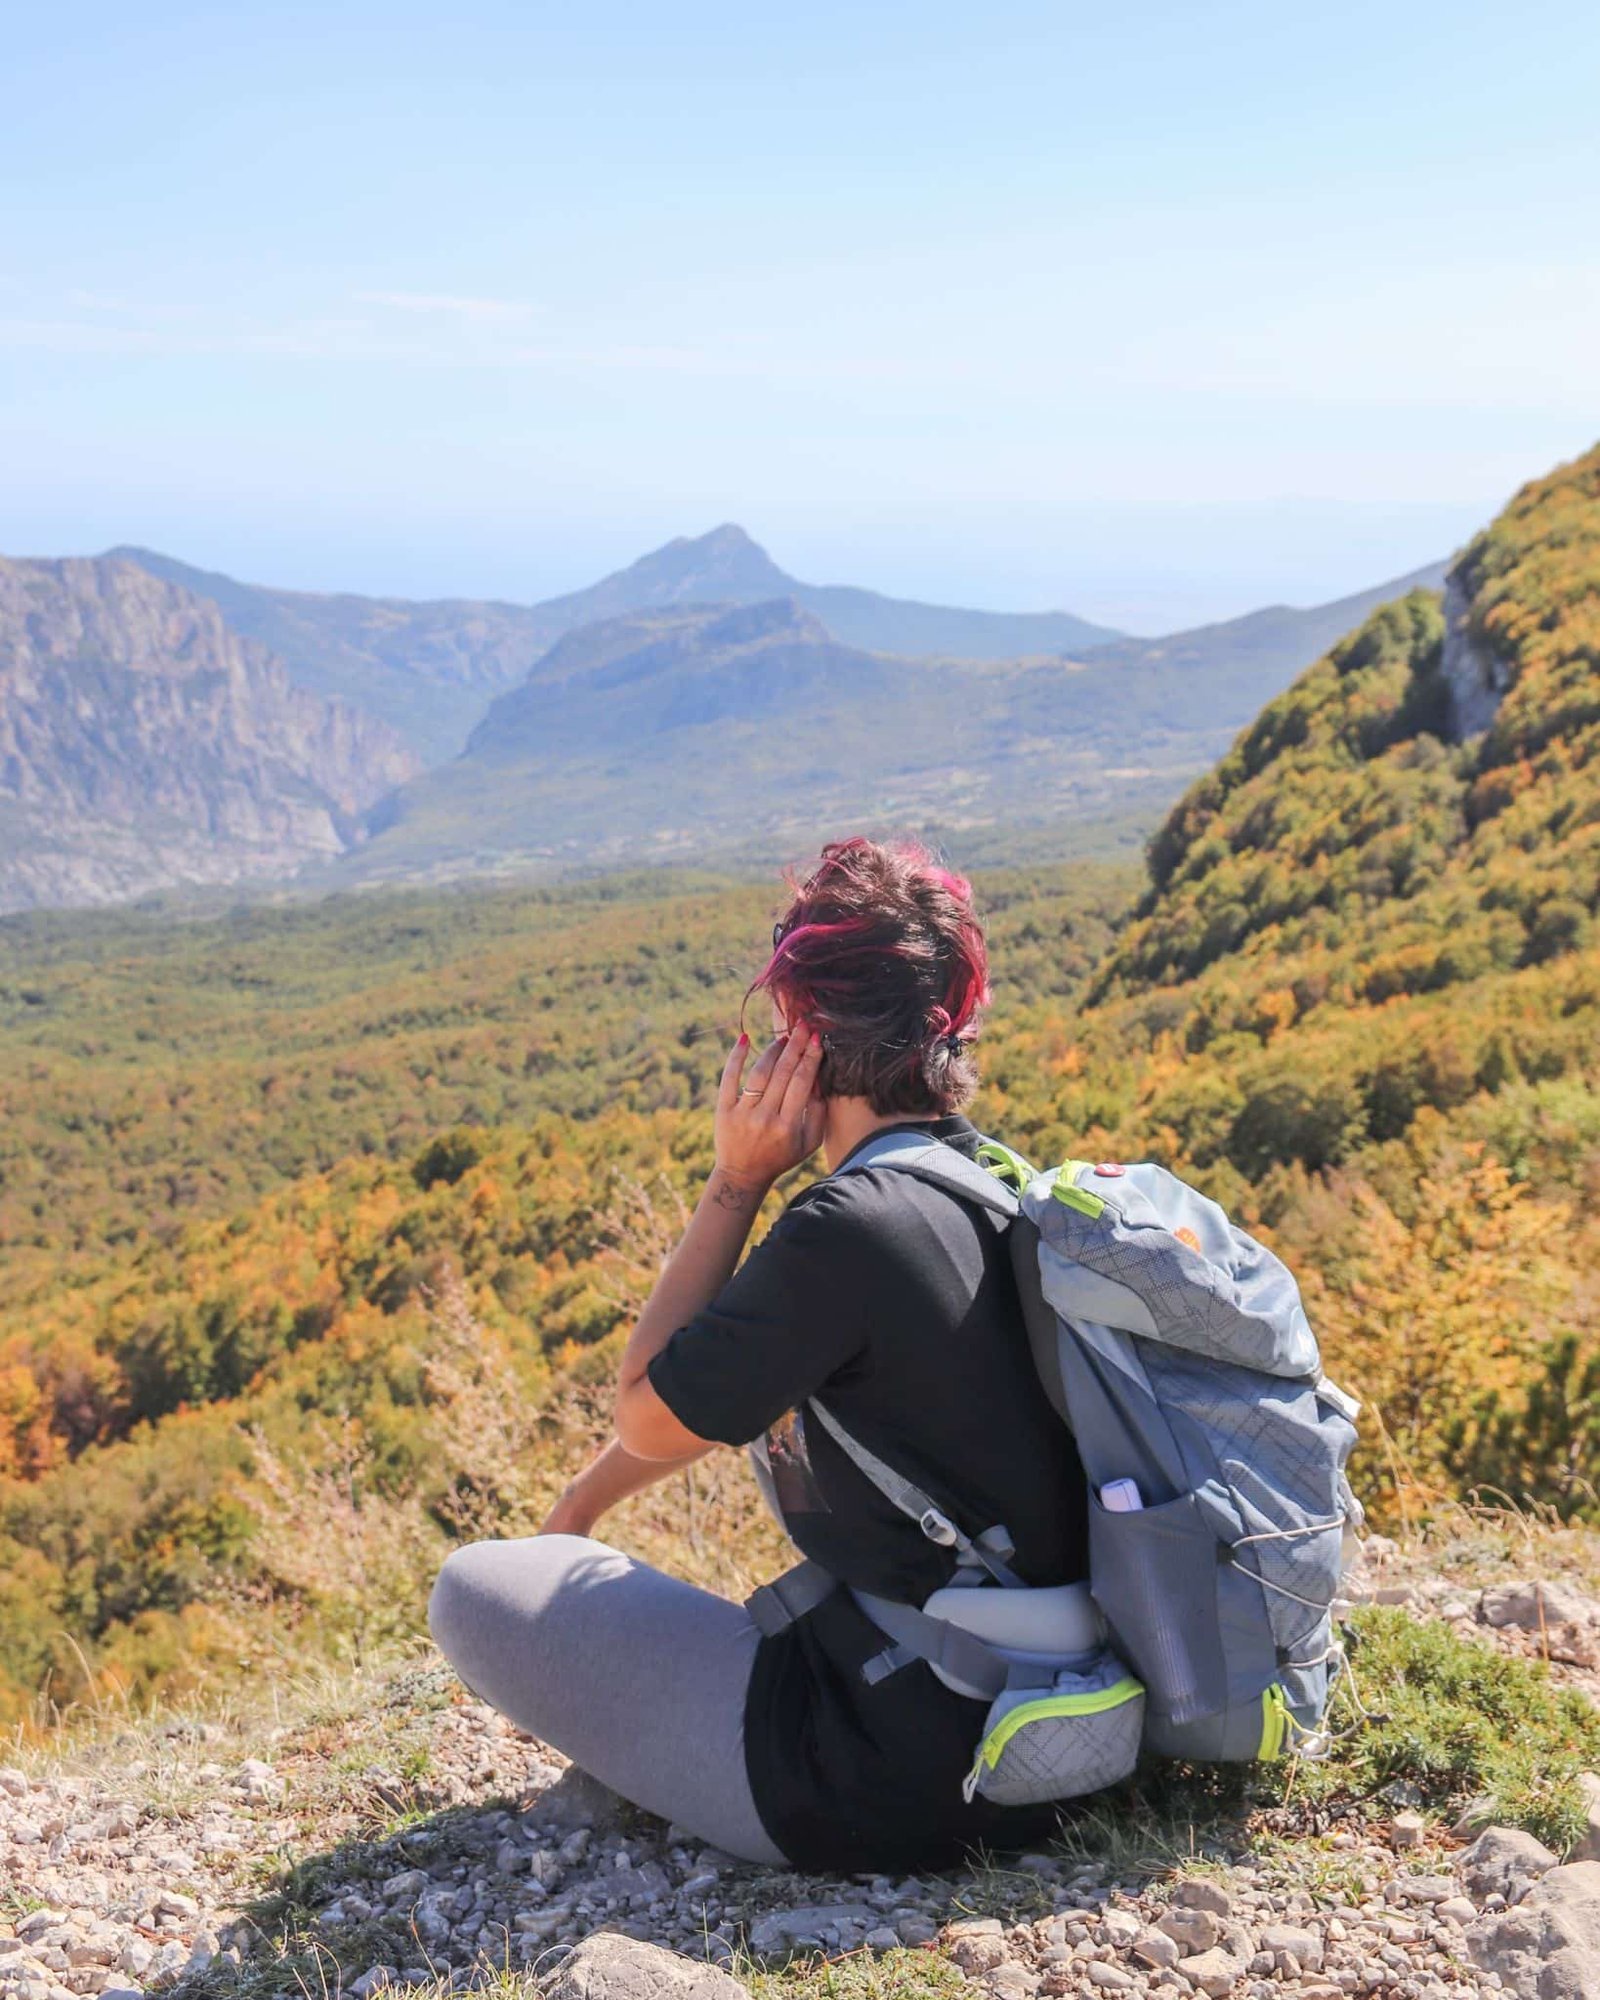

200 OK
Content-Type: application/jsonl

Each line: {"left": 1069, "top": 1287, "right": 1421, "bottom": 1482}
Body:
{"left": 711, "top": 1174, "right": 752, "bottom": 1211}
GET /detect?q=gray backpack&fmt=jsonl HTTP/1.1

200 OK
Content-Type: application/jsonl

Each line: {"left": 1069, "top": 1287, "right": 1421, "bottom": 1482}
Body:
{"left": 747, "top": 1130, "right": 1362, "bottom": 1805}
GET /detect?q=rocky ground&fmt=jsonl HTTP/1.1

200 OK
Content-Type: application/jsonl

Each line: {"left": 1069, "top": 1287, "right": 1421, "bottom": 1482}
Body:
{"left": 5, "top": 1556, "right": 1600, "bottom": 2000}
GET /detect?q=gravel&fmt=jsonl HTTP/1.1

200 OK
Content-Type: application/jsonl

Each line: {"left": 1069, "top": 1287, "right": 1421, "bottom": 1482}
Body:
{"left": 0, "top": 1650, "right": 1587, "bottom": 2000}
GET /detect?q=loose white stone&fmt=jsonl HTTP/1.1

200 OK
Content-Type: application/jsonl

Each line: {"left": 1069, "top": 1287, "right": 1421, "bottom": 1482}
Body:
{"left": 381, "top": 1868, "right": 431, "bottom": 1899}
{"left": 1131, "top": 1928, "right": 1181, "bottom": 1970}
{"left": 1396, "top": 1876, "right": 1457, "bottom": 1903}
{"left": 1459, "top": 1827, "right": 1560, "bottom": 1906}
{"left": 545, "top": 1933, "right": 749, "bottom": 2000}
{"left": 1178, "top": 1947, "right": 1245, "bottom": 1998}
{"left": 1173, "top": 1878, "right": 1234, "bottom": 1919}
{"left": 1159, "top": 1906, "right": 1221, "bottom": 1954}
{"left": 1260, "top": 1923, "right": 1322, "bottom": 1970}
{"left": 1391, "top": 1810, "right": 1427, "bottom": 1850}
{"left": 1479, "top": 1579, "right": 1598, "bottom": 1631}
{"left": 985, "top": 1963, "right": 1040, "bottom": 1999}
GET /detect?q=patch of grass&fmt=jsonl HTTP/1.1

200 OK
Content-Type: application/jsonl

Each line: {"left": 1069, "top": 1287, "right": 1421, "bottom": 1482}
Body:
{"left": 1246, "top": 1835, "right": 1383, "bottom": 1906}
{"left": 172, "top": 1924, "right": 427, "bottom": 2000}
{"left": 1274, "top": 1605, "right": 1600, "bottom": 1852}
{"left": 250, "top": 1846, "right": 388, "bottom": 1927}
{"left": 1049, "top": 1785, "right": 1247, "bottom": 1883}
{"left": 745, "top": 1947, "right": 969, "bottom": 2000}
{"left": 945, "top": 1853, "right": 1057, "bottom": 1924}
{"left": 1000, "top": 1606, "right": 1600, "bottom": 1880}
{"left": 1385, "top": 1499, "right": 1600, "bottom": 1599}
{"left": 0, "top": 1890, "right": 51, "bottom": 1921}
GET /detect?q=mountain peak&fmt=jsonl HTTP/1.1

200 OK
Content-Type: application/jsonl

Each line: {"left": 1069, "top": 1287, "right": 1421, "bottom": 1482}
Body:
{"left": 617, "top": 524, "right": 794, "bottom": 604}
{"left": 676, "top": 523, "right": 763, "bottom": 554}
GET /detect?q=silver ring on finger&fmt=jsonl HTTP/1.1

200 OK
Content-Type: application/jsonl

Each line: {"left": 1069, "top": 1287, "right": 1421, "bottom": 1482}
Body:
{"left": 739, "top": 1087, "right": 765, "bottom": 1101}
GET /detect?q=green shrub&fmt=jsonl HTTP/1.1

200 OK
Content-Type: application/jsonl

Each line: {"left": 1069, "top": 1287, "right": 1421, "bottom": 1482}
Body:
{"left": 1278, "top": 1606, "right": 1600, "bottom": 1852}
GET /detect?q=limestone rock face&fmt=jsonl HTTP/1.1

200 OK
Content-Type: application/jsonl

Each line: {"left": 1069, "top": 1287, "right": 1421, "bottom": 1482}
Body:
{"left": 1458, "top": 1825, "right": 1561, "bottom": 1905}
{"left": 1439, "top": 570, "right": 1511, "bottom": 740}
{"left": 0, "top": 554, "right": 417, "bottom": 912}
{"left": 1571, "top": 1773, "right": 1600, "bottom": 1864}
{"left": 1465, "top": 1859, "right": 1600, "bottom": 1999}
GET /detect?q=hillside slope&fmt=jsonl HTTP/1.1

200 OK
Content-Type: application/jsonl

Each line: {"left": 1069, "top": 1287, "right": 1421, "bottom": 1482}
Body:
{"left": 991, "top": 441, "right": 1600, "bottom": 1514}
{"left": 1104, "top": 449, "right": 1597, "bottom": 1001}
{"left": 0, "top": 557, "right": 417, "bottom": 913}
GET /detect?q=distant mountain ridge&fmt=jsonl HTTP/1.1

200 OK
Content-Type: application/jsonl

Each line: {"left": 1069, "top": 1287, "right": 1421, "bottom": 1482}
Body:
{"left": 356, "top": 598, "right": 961, "bottom": 876}
{"left": 112, "top": 529, "right": 1125, "bottom": 763}
{"left": 0, "top": 555, "right": 417, "bottom": 914}
{"left": 536, "top": 523, "right": 1126, "bottom": 664}
{"left": 1, "top": 528, "right": 1465, "bottom": 914}
{"left": 1072, "top": 560, "right": 1449, "bottom": 681}
{"left": 110, "top": 546, "right": 557, "bottom": 765}
{"left": 344, "top": 562, "right": 1468, "bottom": 885}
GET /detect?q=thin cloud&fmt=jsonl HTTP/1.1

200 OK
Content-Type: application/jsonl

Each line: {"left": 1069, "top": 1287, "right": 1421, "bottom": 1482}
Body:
{"left": 354, "top": 291, "right": 539, "bottom": 322}
{"left": 0, "top": 296, "right": 975, "bottom": 387}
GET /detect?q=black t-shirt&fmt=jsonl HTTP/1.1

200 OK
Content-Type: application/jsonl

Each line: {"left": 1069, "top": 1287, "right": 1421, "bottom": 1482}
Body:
{"left": 647, "top": 1116, "right": 1090, "bottom": 1872}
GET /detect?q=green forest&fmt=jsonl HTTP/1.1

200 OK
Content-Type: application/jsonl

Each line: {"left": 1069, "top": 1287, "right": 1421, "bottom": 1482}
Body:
{"left": 0, "top": 443, "right": 1595, "bottom": 1731}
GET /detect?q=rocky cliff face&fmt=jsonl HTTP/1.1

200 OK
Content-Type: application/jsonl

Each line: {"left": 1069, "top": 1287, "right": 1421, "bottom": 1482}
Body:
{"left": 1439, "top": 569, "right": 1511, "bottom": 739}
{"left": 0, "top": 555, "right": 418, "bottom": 913}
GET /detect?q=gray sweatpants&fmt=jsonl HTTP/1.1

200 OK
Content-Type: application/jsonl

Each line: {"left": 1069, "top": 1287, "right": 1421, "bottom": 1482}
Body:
{"left": 427, "top": 1534, "right": 787, "bottom": 1865}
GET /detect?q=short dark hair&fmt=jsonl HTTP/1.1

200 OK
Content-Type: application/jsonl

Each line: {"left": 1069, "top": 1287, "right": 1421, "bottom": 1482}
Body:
{"left": 749, "top": 837, "right": 990, "bottom": 1116}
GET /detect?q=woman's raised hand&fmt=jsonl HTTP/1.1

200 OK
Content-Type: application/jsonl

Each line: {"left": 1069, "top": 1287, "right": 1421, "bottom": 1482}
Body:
{"left": 713, "top": 1029, "right": 825, "bottom": 1193}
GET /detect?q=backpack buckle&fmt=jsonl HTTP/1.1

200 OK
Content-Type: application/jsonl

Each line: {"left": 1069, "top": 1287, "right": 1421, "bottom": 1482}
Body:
{"left": 919, "top": 1507, "right": 959, "bottom": 1547}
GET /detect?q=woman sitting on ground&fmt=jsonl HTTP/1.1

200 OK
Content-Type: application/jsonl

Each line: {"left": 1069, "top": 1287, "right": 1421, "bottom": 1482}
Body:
{"left": 428, "top": 836, "right": 1090, "bottom": 1873}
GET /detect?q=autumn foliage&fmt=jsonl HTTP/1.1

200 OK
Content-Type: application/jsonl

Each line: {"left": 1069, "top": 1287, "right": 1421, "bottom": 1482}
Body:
{"left": 0, "top": 444, "right": 1595, "bottom": 1726}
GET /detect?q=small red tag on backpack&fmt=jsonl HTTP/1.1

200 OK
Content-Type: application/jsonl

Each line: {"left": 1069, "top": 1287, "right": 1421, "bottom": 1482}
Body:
{"left": 1093, "top": 1162, "right": 1125, "bottom": 1177}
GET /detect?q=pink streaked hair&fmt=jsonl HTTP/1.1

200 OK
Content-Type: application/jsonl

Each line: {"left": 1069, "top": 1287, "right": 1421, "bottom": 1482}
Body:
{"left": 746, "top": 836, "right": 991, "bottom": 1116}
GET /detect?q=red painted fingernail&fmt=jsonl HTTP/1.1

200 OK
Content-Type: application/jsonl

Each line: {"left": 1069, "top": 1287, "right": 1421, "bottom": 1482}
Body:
{"left": 737, "top": 1032, "right": 749, "bottom": 1047}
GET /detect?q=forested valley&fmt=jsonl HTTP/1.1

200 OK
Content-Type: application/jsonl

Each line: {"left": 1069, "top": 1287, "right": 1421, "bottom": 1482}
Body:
{"left": 0, "top": 444, "right": 1594, "bottom": 1731}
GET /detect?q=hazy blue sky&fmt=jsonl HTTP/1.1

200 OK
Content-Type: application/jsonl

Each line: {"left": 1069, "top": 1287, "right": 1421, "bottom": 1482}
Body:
{"left": 3, "top": 1, "right": 1596, "bottom": 630}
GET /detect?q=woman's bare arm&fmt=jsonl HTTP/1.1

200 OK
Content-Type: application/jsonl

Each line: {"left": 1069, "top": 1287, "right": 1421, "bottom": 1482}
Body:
{"left": 615, "top": 1026, "right": 822, "bottom": 1455}
{"left": 540, "top": 1435, "right": 710, "bottom": 1538}
{"left": 538, "top": 1026, "right": 823, "bottom": 1532}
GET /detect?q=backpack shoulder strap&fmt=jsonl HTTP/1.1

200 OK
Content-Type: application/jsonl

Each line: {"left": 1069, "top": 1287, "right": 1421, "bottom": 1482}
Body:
{"left": 806, "top": 1396, "right": 1024, "bottom": 1588}
{"left": 837, "top": 1128, "right": 1023, "bottom": 1219}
